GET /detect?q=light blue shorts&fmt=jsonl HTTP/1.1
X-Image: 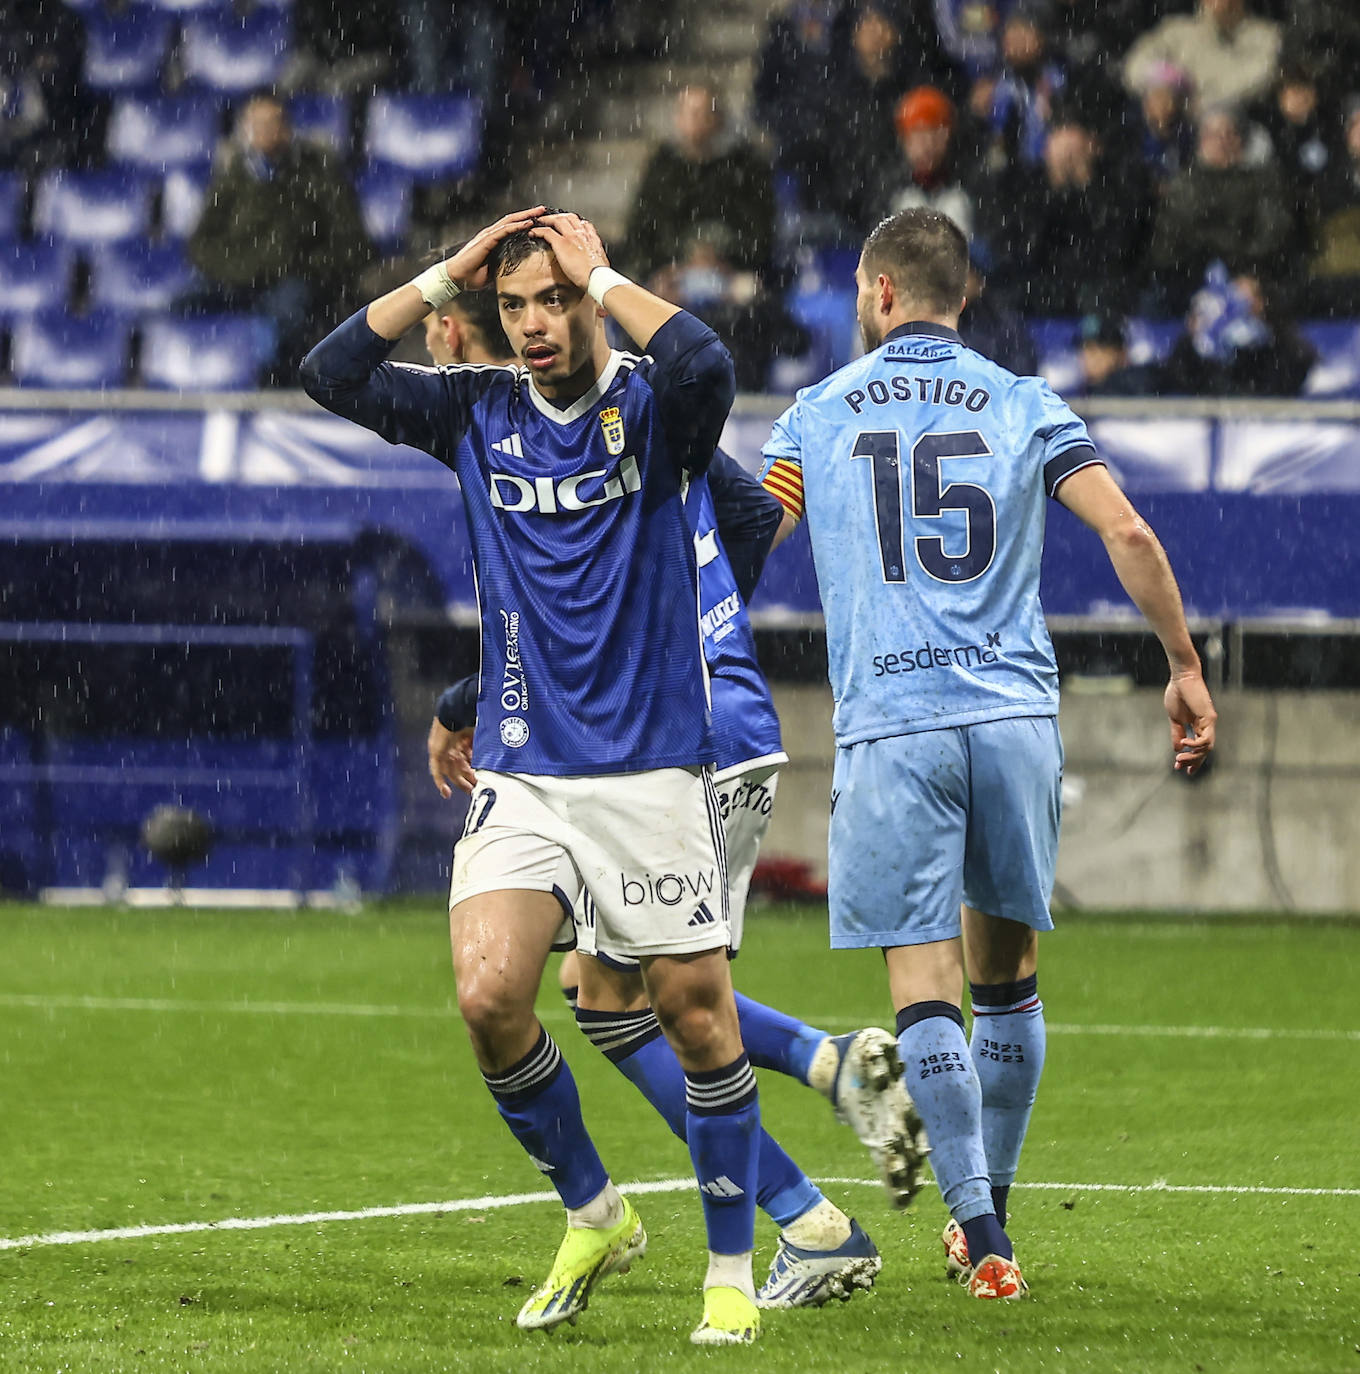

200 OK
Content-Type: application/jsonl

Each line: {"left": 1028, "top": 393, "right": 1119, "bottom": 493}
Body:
{"left": 828, "top": 715, "right": 1062, "bottom": 949}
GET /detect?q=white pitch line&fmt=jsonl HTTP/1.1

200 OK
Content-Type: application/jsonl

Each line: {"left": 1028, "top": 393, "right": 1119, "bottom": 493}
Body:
{"left": 3, "top": 1176, "right": 1357, "bottom": 1253}
{"left": 2, "top": 993, "right": 1357, "bottom": 1044}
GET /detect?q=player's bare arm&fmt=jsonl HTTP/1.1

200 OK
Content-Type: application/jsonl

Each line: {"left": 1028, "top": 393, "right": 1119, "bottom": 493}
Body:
{"left": 364, "top": 206, "right": 547, "bottom": 341}
{"left": 531, "top": 212, "right": 682, "bottom": 349}
{"left": 1057, "top": 463, "right": 1217, "bottom": 773}
{"left": 770, "top": 510, "right": 799, "bottom": 549}
{"left": 427, "top": 718, "right": 475, "bottom": 798}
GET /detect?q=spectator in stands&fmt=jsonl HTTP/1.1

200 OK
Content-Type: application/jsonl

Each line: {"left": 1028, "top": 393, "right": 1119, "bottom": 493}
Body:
{"left": 1124, "top": 0, "right": 1281, "bottom": 116}
{"left": 185, "top": 93, "right": 370, "bottom": 383}
{"left": 1281, "top": 1, "right": 1360, "bottom": 113}
{"left": 1254, "top": 62, "right": 1335, "bottom": 264}
{"left": 930, "top": 0, "right": 1002, "bottom": 82}
{"left": 1129, "top": 62, "right": 1197, "bottom": 191}
{"left": 1148, "top": 106, "right": 1294, "bottom": 311}
{"left": 998, "top": 108, "right": 1151, "bottom": 316}
{"left": 649, "top": 233, "right": 809, "bottom": 390}
{"left": 828, "top": 1, "right": 954, "bottom": 217}
{"left": 423, "top": 287, "right": 513, "bottom": 368}
{"left": 754, "top": 1, "right": 850, "bottom": 217}
{"left": 959, "top": 239, "right": 1037, "bottom": 375}
{"left": 1071, "top": 313, "right": 1160, "bottom": 396}
{"left": 1164, "top": 267, "right": 1315, "bottom": 395}
{"left": 623, "top": 82, "right": 776, "bottom": 283}
{"left": 985, "top": 3, "right": 1066, "bottom": 168}
{"left": 863, "top": 85, "right": 979, "bottom": 234}
{"left": 1309, "top": 98, "right": 1360, "bottom": 316}
{"left": 1045, "top": 0, "right": 1145, "bottom": 137}
{"left": 0, "top": 0, "right": 95, "bottom": 172}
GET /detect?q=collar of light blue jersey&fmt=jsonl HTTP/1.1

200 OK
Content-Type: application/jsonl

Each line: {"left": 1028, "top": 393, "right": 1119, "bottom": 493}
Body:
{"left": 883, "top": 321, "right": 962, "bottom": 345}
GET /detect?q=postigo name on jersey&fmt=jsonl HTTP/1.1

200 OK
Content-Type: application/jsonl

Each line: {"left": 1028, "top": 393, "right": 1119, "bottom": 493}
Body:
{"left": 621, "top": 868, "right": 716, "bottom": 906}
{"left": 488, "top": 455, "right": 641, "bottom": 514}
{"left": 843, "top": 376, "right": 992, "bottom": 415}
{"left": 873, "top": 632, "right": 1003, "bottom": 676}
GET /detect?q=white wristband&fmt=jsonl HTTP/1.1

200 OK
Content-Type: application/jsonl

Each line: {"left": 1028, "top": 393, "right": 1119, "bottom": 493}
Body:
{"left": 411, "top": 261, "right": 462, "bottom": 310}
{"left": 587, "top": 266, "right": 632, "bottom": 307}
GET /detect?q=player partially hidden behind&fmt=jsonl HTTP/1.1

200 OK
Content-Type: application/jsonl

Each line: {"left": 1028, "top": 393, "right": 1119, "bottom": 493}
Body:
{"left": 429, "top": 434, "right": 929, "bottom": 1308}
{"left": 421, "top": 277, "right": 513, "bottom": 368}
{"left": 760, "top": 208, "right": 1217, "bottom": 1299}
{"left": 302, "top": 209, "right": 765, "bottom": 1343}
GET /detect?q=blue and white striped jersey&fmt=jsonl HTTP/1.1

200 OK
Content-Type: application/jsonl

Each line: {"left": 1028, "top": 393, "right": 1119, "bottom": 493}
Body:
{"left": 761, "top": 321, "right": 1102, "bottom": 746}
{"left": 302, "top": 308, "right": 735, "bottom": 775}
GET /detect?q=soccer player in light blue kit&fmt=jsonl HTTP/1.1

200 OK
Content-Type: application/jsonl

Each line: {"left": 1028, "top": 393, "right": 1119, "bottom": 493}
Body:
{"left": 302, "top": 208, "right": 766, "bottom": 1342}
{"left": 760, "top": 209, "right": 1217, "bottom": 1299}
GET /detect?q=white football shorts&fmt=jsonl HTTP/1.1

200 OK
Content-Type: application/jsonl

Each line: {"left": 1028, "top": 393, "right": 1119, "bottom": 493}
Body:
{"left": 570, "top": 764, "right": 780, "bottom": 968}
{"left": 448, "top": 766, "right": 730, "bottom": 959}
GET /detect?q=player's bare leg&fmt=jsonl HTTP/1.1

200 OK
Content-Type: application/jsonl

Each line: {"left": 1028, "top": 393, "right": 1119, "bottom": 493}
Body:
{"left": 884, "top": 936, "right": 1027, "bottom": 1299}
{"left": 451, "top": 891, "right": 643, "bottom": 1330}
{"left": 641, "top": 949, "right": 762, "bottom": 1343}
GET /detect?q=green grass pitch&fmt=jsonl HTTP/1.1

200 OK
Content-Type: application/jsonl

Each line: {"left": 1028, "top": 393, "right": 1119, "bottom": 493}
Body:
{"left": 1, "top": 902, "right": 1357, "bottom": 1372}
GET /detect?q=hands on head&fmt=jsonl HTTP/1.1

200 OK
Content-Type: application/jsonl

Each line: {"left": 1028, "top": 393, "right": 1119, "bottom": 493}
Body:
{"left": 444, "top": 208, "right": 611, "bottom": 293}
{"left": 444, "top": 206, "right": 546, "bottom": 290}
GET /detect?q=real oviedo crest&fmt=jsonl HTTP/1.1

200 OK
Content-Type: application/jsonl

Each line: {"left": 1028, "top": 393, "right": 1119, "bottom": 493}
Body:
{"left": 599, "top": 406, "right": 626, "bottom": 457}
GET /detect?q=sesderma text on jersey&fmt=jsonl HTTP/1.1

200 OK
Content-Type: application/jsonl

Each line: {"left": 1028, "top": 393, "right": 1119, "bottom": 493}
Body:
{"left": 872, "top": 632, "right": 1004, "bottom": 677}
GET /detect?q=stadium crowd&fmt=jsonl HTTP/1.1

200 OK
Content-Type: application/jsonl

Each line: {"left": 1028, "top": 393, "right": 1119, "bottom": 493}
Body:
{"left": 2, "top": 0, "right": 1359, "bottom": 391}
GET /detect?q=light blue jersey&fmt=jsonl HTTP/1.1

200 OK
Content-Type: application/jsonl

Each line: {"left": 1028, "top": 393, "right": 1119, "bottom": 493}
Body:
{"left": 761, "top": 321, "right": 1101, "bottom": 748}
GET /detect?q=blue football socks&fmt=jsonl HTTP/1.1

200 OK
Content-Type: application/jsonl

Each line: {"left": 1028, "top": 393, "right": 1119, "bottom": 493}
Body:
{"left": 576, "top": 1006, "right": 822, "bottom": 1228}
{"left": 897, "top": 1001, "right": 1012, "bottom": 1263}
{"left": 970, "top": 975, "right": 1046, "bottom": 1227}
{"left": 686, "top": 1054, "right": 762, "bottom": 1256}
{"left": 732, "top": 992, "right": 828, "bottom": 1084}
{"left": 481, "top": 1025, "right": 608, "bottom": 1210}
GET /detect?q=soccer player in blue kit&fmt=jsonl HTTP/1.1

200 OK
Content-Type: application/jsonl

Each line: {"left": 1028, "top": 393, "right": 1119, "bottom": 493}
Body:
{"left": 760, "top": 209, "right": 1218, "bottom": 1300}
{"left": 431, "top": 445, "right": 930, "bottom": 1309}
{"left": 301, "top": 208, "right": 766, "bottom": 1342}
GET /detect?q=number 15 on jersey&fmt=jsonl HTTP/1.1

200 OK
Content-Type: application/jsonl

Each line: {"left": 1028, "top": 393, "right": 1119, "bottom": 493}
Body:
{"left": 850, "top": 428, "right": 997, "bottom": 585}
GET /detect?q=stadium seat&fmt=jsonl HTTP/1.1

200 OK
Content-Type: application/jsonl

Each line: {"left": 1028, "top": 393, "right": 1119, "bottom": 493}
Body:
{"left": 355, "top": 166, "right": 413, "bottom": 254}
{"left": 0, "top": 173, "right": 21, "bottom": 240}
{"left": 107, "top": 94, "right": 223, "bottom": 174}
{"left": 1301, "top": 321, "right": 1360, "bottom": 398}
{"left": 9, "top": 309, "right": 131, "bottom": 389}
{"left": 180, "top": 9, "right": 292, "bottom": 96}
{"left": 81, "top": 6, "right": 175, "bottom": 94}
{"left": 139, "top": 314, "right": 274, "bottom": 389}
{"left": 88, "top": 241, "right": 197, "bottom": 315}
{"left": 364, "top": 92, "right": 483, "bottom": 182}
{"left": 289, "top": 93, "right": 351, "bottom": 156}
{"left": 0, "top": 240, "right": 74, "bottom": 318}
{"left": 33, "top": 170, "right": 155, "bottom": 247}
{"left": 161, "top": 168, "right": 210, "bottom": 239}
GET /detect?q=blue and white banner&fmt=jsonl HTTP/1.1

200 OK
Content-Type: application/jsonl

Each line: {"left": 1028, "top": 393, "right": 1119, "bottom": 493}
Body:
{"left": 2, "top": 406, "right": 1357, "bottom": 619}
